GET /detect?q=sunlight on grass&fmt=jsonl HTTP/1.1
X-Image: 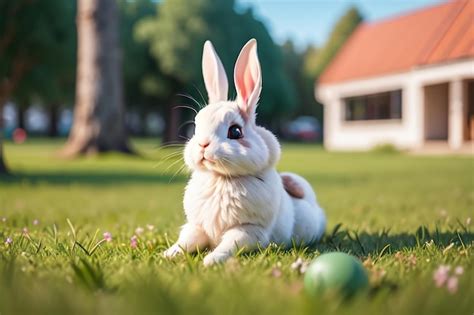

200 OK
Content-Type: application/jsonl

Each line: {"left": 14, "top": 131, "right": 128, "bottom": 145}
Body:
{"left": 0, "top": 139, "right": 472, "bottom": 314}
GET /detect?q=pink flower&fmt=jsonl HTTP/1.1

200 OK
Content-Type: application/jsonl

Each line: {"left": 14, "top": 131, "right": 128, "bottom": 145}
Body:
{"left": 433, "top": 265, "right": 464, "bottom": 294}
{"left": 135, "top": 227, "right": 144, "bottom": 235}
{"left": 33, "top": 219, "right": 39, "bottom": 225}
{"left": 271, "top": 267, "right": 282, "bottom": 278}
{"left": 433, "top": 265, "right": 450, "bottom": 287}
{"left": 446, "top": 276, "right": 458, "bottom": 294}
{"left": 130, "top": 235, "right": 138, "bottom": 248}
{"left": 5, "top": 237, "right": 12, "bottom": 245}
{"left": 103, "top": 232, "right": 112, "bottom": 242}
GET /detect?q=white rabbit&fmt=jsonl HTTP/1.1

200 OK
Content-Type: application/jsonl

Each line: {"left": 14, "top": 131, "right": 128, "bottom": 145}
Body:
{"left": 163, "top": 39, "right": 326, "bottom": 266}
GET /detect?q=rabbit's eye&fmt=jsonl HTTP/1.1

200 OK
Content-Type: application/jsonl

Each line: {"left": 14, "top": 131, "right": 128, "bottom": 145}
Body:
{"left": 227, "top": 124, "right": 243, "bottom": 139}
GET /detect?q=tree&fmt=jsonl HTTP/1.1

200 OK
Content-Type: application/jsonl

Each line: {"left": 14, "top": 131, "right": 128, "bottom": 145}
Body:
{"left": 278, "top": 7, "right": 362, "bottom": 132}
{"left": 312, "top": 7, "right": 363, "bottom": 77}
{"left": 281, "top": 40, "right": 305, "bottom": 116}
{"left": 119, "top": 0, "right": 166, "bottom": 136}
{"left": 0, "top": 0, "right": 76, "bottom": 173}
{"left": 302, "top": 45, "right": 324, "bottom": 121}
{"left": 136, "top": 0, "right": 294, "bottom": 140}
{"left": 0, "top": 140, "right": 5, "bottom": 173}
{"left": 34, "top": 2, "right": 76, "bottom": 138}
{"left": 12, "top": 8, "right": 77, "bottom": 137}
{"left": 281, "top": 41, "right": 323, "bottom": 123}
{"left": 61, "top": 0, "right": 132, "bottom": 156}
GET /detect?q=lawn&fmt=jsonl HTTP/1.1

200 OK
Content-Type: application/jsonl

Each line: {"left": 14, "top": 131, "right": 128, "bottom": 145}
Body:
{"left": 0, "top": 139, "right": 472, "bottom": 315}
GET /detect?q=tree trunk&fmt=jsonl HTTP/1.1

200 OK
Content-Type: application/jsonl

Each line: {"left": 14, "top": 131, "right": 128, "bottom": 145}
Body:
{"left": 0, "top": 102, "right": 8, "bottom": 174}
{"left": 48, "top": 105, "right": 58, "bottom": 137}
{"left": 0, "top": 143, "right": 6, "bottom": 174}
{"left": 17, "top": 105, "right": 25, "bottom": 129}
{"left": 162, "top": 99, "right": 181, "bottom": 145}
{"left": 61, "top": 0, "right": 132, "bottom": 156}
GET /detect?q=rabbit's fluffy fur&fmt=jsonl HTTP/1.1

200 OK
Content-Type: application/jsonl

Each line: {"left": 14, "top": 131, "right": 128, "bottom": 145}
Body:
{"left": 163, "top": 39, "right": 326, "bottom": 266}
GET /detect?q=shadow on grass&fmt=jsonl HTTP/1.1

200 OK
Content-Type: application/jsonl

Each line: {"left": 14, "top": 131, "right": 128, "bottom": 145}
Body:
{"left": 314, "top": 224, "right": 473, "bottom": 257}
{"left": 0, "top": 171, "right": 187, "bottom": 186}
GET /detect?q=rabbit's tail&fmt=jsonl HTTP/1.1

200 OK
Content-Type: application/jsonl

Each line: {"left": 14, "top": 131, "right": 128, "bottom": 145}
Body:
{"left": 281, "top": 172, "right": 317, "bottom": 206}
{"left": 281, "top": 172, "right": 326, "bottom": 242}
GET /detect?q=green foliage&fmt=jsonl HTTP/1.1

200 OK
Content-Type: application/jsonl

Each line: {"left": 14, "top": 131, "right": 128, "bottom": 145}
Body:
{"left": 370, "top": 143, "right": 401, "bottom": 154}
{"left": 0, "top": 0, "right": 77, "bottom": 107}
{"left": 281, "top": 7, "right": 362, "bottom": 126}
{"left": 0, "top": 139, "right": 472, "bottom": 314}
{"left": 281, "top": 41, "right": 323, "bottom": 121}
{"left": 302, "top": 45, "right": 319, "bottom": 79}
{"left": 119, "top": 0, "right": 167, "bottom": 109}
{"left": 136, "top": 0, "right": 295, "bottom": 124}
{"left": 312, "top": 7, "right": 363, "bottom": 77}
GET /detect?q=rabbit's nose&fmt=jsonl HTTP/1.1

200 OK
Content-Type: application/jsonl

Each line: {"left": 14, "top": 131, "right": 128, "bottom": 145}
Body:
{"left": 198, "top": 141, "right": 210, "bottom": 148}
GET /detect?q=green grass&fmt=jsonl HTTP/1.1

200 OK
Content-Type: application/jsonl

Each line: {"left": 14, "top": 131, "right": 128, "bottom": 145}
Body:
{"left": 0, "top": 139, "right": 472, "bottom": 315}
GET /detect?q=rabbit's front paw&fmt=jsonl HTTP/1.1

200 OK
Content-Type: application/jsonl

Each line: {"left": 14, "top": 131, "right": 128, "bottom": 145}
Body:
{"left": 163, "top": 244, "right": 183, "bottom": 259}
{"left": 203, "top": 251, "right": 230, "bottom": 266}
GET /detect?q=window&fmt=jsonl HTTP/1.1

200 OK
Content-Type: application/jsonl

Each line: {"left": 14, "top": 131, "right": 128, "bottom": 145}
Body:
{"left": 344, "top": 90, "right": 402, "bottom": 121}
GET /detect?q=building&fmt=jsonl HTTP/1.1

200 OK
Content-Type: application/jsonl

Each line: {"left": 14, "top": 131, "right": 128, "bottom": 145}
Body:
{"left": 316, "top": 0, "right": 474, "bottom": 152}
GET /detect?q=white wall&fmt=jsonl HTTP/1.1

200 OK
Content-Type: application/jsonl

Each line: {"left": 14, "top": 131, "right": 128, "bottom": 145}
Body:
{"left": 424, "top": 83, "right": 448, "bottom": 140}
{"left": 317, "top": 59, "right": 474, "bottom": 151}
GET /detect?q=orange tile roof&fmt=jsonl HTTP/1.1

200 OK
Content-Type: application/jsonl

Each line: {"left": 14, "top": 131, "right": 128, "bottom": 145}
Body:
{"left": 319, "top": 0, "right": 474, "bottom": 85}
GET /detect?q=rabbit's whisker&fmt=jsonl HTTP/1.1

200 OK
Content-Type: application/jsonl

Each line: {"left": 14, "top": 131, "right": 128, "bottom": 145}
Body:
{"left": 178, "top": 120, "right": 195, "bottom": 132}
{"left": 160, "top": 150, "right": 183, "bottom": 160}
{"left": 176, "top": 93, "right": 203, "bottom": 110}
{"left": 164, "top": 157, "right": 184, "bottom": 174}
{"left": 154, "top": 151, "right": 183, "bottom": 168}
{"left": 155, "top": 143, "right": 186, "bottom": 151}
{"left": 173, "top": 104, "right": 198, "bottom": 115}
{"left": 169, "top": 164, "right": 187, "bottom": 183}
{"left": 192, "top": 84, "right": 207, "bottom": 108}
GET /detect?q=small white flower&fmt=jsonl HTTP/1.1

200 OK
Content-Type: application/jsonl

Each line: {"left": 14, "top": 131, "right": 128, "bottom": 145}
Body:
{"left": 291, "top": 258, "right": 304, "bottom": 270}
{"left": 135, "top": 227, "right": 144, "bottom": 235}
{"left": 291, "top": 257, "right": 308, "bottom": 274}
{"left": 454, "top": 266, "right": 464, "bottom": 275}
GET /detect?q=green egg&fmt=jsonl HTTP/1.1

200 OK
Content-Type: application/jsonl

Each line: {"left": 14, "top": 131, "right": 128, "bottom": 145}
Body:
{"left": 304, "top": 252, "right": 369, "bottom": 297}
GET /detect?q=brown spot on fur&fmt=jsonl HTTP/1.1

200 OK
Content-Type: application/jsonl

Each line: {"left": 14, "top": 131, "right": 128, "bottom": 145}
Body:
{"left": 281, "top": 175, "right": 305, "bottom": 199}
{"left": 238, "top": 138, "right": 251, "bottom": 148}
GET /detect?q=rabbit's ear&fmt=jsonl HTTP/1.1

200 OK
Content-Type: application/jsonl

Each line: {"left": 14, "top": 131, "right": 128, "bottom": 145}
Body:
{"left": 234, "top": 39, "right": 261, "bottom": 121}
{"left": 202, "top": 41, "right": 228, "bottom": 104}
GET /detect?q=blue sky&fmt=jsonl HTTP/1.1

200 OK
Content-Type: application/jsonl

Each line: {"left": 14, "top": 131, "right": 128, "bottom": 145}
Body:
{"left": 238, "top": 0, "right": 445, "bottom": 50}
